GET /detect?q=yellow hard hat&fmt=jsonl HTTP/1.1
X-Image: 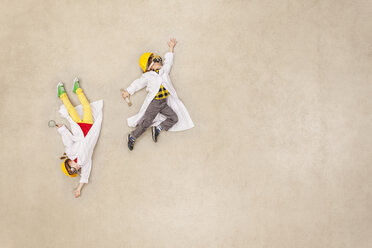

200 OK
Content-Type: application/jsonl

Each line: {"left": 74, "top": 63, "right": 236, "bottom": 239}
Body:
{"left": 139, "top": 52, "right": 153, "bottom": 72}
{"left": 61, "top": 159, "right": 77, "bottom": 178}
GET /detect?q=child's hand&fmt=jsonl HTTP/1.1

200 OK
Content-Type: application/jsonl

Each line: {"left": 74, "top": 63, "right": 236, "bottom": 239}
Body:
{"left": 121, "top": 90, "right": 130, "bottom": 99}
{"left": 56, "top": 124, "right": 63, "bottom": 128}
{"left": 168, "top": 38, "right": 177, "bottom": 52}
{"left": 73, "top": 189, "right": 81, "bottom": 198}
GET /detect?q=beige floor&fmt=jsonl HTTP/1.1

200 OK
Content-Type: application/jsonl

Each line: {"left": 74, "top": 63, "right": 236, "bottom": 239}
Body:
{"left": 1, "top": 0, "right": 371, "bottom": 247}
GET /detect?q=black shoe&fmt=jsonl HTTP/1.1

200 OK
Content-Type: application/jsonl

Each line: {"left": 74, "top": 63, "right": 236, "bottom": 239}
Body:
{"left": 127, "top": 134, "right": 135, "bottom": 151}
{"left": 152, "top": 126, "right": 160, "bottom": 143}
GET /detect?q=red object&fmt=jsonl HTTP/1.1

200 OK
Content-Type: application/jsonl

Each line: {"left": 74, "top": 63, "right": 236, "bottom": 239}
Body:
{"left": 77, "top": 122, "right": 93, "bottom": 137}
{"left": 72, "top": 123, "right": 93, "bottom": 164}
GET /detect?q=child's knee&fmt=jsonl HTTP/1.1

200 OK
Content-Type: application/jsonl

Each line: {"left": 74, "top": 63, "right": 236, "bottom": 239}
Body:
{"left": 141, "top": 118, "right": 153, "bottom": 128}
{"left": 171, "top": 114, "right": 178, "bottom": 124}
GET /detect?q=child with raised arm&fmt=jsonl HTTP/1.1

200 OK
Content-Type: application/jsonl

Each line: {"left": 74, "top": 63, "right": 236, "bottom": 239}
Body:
{"left": 122, "top": 38, "right": 193, "bottom": 150}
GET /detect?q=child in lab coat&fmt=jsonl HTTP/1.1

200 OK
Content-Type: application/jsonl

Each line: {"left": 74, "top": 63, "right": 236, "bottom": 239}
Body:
{"left": 122, "top": 38, "right": 194, "bottom": 150}
{"left": 56, "top": 78, "right": 103, "bottom": 198}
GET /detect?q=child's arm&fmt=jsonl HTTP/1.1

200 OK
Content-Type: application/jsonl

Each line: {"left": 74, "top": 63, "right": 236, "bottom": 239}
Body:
{"left": 73, "top": 183, "right": 85, "bottom": 198}
{"left": 76, "top": 159, "right": 92, "bottom": 198}
{"left": 124, "top": 75, "right": 148, "bottom": 98}
{"left": 168, "top": 38, "right": 177, "bottom": 53}
{"left": 57, "top": 124, "right": 74, "bottom": 149}
{"left": 163, "top": 38, "right": 177, "bottom": 74}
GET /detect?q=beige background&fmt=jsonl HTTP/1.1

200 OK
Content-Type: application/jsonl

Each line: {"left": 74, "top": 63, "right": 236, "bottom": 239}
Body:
{"left": 1, "top": 0, "right": 371, "bottom": 247}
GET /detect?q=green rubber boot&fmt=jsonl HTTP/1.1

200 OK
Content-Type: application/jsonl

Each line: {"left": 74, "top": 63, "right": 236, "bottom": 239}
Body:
{"left": 72, "top": 77, "right": 81, "bottom": 93}
{"left": 57, "top": 83, "right": 66, "bottom": 97}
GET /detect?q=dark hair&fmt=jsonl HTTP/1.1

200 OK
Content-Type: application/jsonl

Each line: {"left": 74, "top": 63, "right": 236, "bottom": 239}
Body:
{"left": 60, "top": 153, "right": 67, "bottom": 160}
{"left": 64, "top": 159, "right": 76, "bottom": 175}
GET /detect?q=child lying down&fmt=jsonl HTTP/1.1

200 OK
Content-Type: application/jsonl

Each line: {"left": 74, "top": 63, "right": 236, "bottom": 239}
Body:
{"left": 122, "top": 38, "right": 194, "bottom": 150}
{"left": 56, "top": 77, "right": 103, "bottom": 198}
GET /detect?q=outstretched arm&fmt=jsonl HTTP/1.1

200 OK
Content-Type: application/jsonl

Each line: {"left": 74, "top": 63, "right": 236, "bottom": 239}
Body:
{"left": 74, "top": 183, "right": 85, "bottom": 198}
{"left": 57, "top": 124, "right": 74, "bottom": 149}
{"left": 125, "top": 75, "right": 148, "bottom": 97}
{"left": 168, "top": 38, "right": 177, "bottom": 53}
{"left": 75, "top": 159, "right": 92, "bottom": 198}
{"left": 163, "top": 38, "right": 177, "bottom": 74}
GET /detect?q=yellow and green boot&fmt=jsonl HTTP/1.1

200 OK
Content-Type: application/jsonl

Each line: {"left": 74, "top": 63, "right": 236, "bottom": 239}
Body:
{"left": 72, "top": 77, "right": 81, "bottom": 93}
{"left": 57, "top": 83, "right": 66, "bottom": 97}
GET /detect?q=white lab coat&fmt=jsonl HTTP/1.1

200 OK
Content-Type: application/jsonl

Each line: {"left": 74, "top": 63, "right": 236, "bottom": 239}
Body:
{"left": 58, "top": 100, "right": 103, "bottom": 183}
{"left": 126, "top": 52, "right": 194, "bottom": 131}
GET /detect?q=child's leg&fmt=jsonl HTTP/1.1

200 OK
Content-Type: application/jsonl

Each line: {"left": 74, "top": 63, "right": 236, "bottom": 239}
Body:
{"left": 60, "top": 93, "right": 82, "bottom": 123}
{"left": 76, "top": 88, "right": 93, "bottom": 124}
{"left": 131, "top": 99, "right": 161, "bottom": 138}
{"left": 159, "top": 101, "right": 178, "bottom": 130}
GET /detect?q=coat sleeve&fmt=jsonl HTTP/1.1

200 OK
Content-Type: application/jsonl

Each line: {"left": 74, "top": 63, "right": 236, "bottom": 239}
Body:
{"left": 80, "top": 159, "right": 92, "bottom": 184}
{"left": 57, "top": 125, "right": 74, "bottom": 149}
{"left": 126, "top": 75, "right": 148, "bottom": 95}
{"left": 162, "top": 52, "right": 174, "bottom": 74}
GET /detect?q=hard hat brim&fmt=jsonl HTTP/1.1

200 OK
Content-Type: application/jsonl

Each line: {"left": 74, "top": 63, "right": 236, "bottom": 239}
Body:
{"left": 61, "top": 159, "right": 78, "bottom": 178}
{"left": 139, "top": 52, "right": 153, "bottom": 72}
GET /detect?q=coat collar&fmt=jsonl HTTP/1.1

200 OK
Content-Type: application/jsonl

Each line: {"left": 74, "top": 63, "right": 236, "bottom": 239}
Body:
{"left": 147, "top": 68, "right": 164, "bottom": 76}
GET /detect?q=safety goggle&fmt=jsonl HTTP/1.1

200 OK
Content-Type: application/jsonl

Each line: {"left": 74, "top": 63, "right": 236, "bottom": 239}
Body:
{"left": 70, "top": 167, "right": 77, "bottom": 174}
{"left": 147, "top": 55, "right": 163, "bottom": 71}
{"left": 152, "top": 55, "right": 162, "bottom": 64}
{"left": 65, "top": 160, "right": 78, "bottom": 175}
